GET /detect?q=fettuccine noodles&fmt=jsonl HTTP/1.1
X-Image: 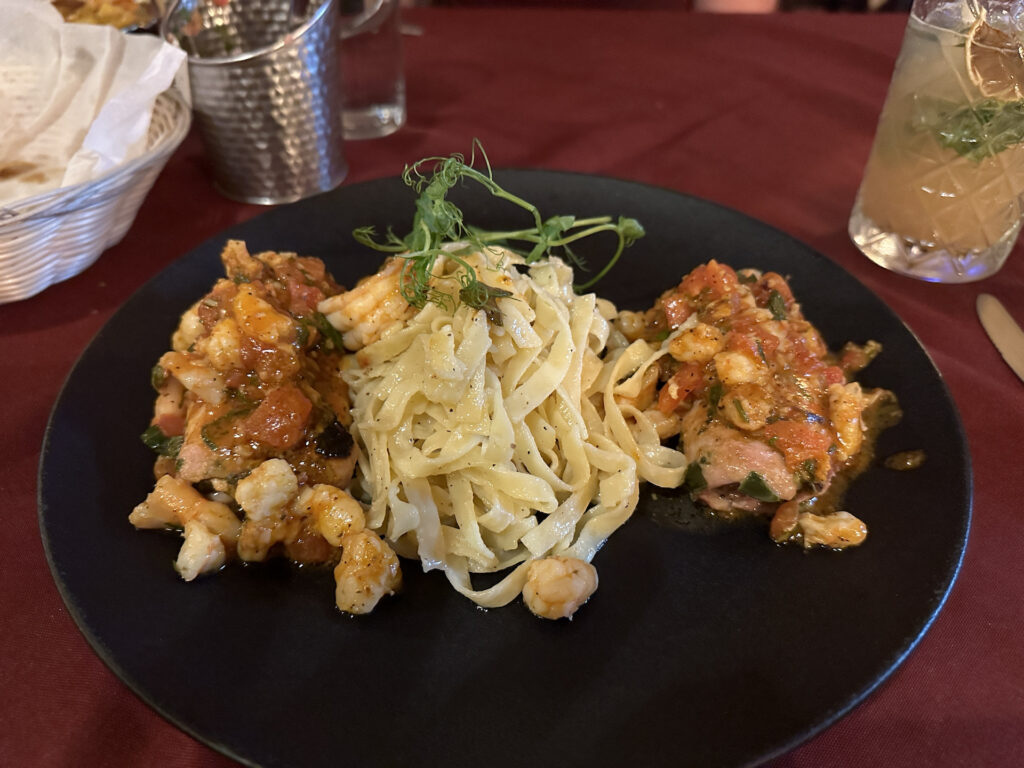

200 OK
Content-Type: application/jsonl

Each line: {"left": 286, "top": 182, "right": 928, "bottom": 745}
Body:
{"left": 342, "top": 246, "right": 686, "bottom": 612}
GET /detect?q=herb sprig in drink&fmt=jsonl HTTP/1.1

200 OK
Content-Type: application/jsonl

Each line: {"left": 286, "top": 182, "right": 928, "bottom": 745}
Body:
{"left": 850, "top": 0, "right": 1024, "bottom": 282}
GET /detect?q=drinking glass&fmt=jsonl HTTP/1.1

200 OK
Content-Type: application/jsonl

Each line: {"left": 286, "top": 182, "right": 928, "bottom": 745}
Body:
{"left": 339, "top": 0, "right": 406, "bottom": 140}
{"left": 850, "top": 0, "right": 1024, "bottom": 282}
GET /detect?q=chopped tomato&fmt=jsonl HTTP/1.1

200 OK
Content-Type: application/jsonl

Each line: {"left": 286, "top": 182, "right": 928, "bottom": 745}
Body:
{"left": 678, "top": 260, "right": 739, "bottom": 303}
{"left": 241, "top": 385, "right": 313, "bottom": 450}
{"left": 287, "top": 281, "right": 325, "bottom": 315}
{"left": 761, "top": 420, "right": 832, "bottom": 471}
{"left": 151, "top": 412, "right": 185, "bottom": 437}
{"left": 754, "top": 272, "right": 795, "bottom": 307}
{"left": 657, "top": 363, "right": 705, "bottom": 414}
{"left": 822, "top": 366, "right": 845, "bottom": 387}
{"left": 725, "top": 331, "right": 760, "bottom": 357}
{"left": 662, "top": 292, "right": 694, "bottom": 328}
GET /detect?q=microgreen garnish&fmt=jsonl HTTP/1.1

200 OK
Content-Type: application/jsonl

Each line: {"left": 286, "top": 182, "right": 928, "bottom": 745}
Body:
{"left": 353, "top": 142, "right": 645, "bottom": 313}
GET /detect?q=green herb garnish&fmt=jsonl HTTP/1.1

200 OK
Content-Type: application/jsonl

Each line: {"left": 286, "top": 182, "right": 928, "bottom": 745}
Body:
{"left": 311, "top": 311, "right": 346, "bottom": 351}
{"left": 200, "top": 405, "right": 256, "bottom": 451}
{"left": 920, "top": 96, "right": 1024, "bottom": 162}
{"left": 353, "top": 142, "right": 645, "bottom": 313}
{"left": 707, "top": 381, "right": 724, "bottom": 413}
{"left": 737, "top": 471, "right": 781, "bottom": 502}
{"left": 684, "top": 461, "right": 707, "bottom": 492}
{"left": 756, "top": 339, "right": 767, "bottom": 364}
{"left": 768, "top": 290, "right": 787, "bottom": 321}
{"left": 799, "top": 458, "right": 818, "bottom": 483}
{"left": 141, "top": 425, "right": 183, "bottom": 458}
{"left": 150, "top": 365, "right": 166, "bottom": 391}
{"left": 733, "top": 398, "right": 749, "bottom": 423}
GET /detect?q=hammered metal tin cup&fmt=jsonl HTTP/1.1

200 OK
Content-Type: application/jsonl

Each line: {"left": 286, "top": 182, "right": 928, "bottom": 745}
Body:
{"left": 161, "top": 0, "right": 347, "bottom": 204}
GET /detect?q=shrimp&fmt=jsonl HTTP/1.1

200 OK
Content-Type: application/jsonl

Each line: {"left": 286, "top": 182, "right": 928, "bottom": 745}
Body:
{"left": 317, "top": 258, "right": 415, "bottom": 351}
{"left": 235, "top": 459, "right": 301, "bottom": 562}
{"left": 333, "top": 531, "right": 402, "bottom": 614}
{"left": 296, "top": 484, "right": 366, "bottom": 547}
{"left": 828, "top": 382, "right": 866, "bottom": 463}
{"left": 522, "top": 556, "right": 598, "bottom": 620}
{"left": 158, "top": 350, "right": 226, "bottom": 406}
{"left": 129, "top": 475, "right": 241, "bottom": 581}
{"left": 799, "top": 511, "right": 868, "bottom": 549}
{"left": 668, "top": 322, "right": 725, "bottom": 365}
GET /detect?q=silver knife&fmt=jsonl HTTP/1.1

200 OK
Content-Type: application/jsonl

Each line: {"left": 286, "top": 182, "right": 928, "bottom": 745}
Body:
{"left": 977, "top": 293, "right": 1024, "bottom": 384}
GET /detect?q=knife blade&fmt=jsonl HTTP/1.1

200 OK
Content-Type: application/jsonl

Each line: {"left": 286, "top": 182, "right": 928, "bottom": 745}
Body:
{"left": 977, "top": 293, "right": 1024, "bottom": 384}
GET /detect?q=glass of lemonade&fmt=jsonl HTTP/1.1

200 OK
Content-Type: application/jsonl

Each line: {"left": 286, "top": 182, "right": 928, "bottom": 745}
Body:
{"left": 850, "top": 0, "right": 1024, "bottom": 282}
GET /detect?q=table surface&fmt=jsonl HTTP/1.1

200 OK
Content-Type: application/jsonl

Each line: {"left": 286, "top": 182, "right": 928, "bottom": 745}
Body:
{"left": 3, "top": 7, "right": 1023, "bottom": 768}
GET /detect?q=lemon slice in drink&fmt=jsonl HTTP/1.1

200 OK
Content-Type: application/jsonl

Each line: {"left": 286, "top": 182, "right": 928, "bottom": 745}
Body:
{"left": 966, "top": 13, "right": 1024, "bottom": 101}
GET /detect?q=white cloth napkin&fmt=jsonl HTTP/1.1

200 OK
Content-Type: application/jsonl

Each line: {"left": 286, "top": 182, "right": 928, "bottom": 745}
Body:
{"left": 0, "top": 0, "right": 186, "bottom": 207}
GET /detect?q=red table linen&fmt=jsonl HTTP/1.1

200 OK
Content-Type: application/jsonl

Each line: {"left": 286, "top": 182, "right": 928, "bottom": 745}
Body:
{"left": 2, "top": 8, "right": 1022, "bottom": 767}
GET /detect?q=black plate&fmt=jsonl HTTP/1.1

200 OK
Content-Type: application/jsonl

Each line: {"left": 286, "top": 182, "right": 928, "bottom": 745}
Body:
{"left": 39, "top": 171, "right": 971, "bottom": 768}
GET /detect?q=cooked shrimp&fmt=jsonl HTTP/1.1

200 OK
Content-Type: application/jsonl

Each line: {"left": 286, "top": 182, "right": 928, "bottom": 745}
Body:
{"left": 129, "top": 474, "right": 241, "bottom": 542}
{"left": 176, "top": 520, "right": 228, "bottom": 581}
{"left": 713, "top": 349, "right": 766, "bottom": 388}
{"left": 333, "top": 531, "right": 402, "bottom": 614}
{"left": 718, "top": 382, "right": 772, "bottom": 432}
{"left": 799, "top": 511, "right": 868, "bottom": 549}
{"left": 297, "top": 484, "right": 366, "bottom": 547}
{"left": 828, "top": 382, "right": 866, "bottom": 462}
{"left": 669, "top": 322, "right": 725, "bottom": 364}
{"left": 317, "top": 258, "right": 415, "bottom": 351}
{"left": 151, "top": 375, "right": 186, "bottom": 437}
{"left": 158, "top": 350, "right": 226, "bottom": 406}
{"left": 522, "top": 556, "right": 598, "bottom": 620}
{"left": 232, "top": 284, "right": 296, "bottom": 346}
{"left": 130, "top": 475, "right": 241, "bottom": 581}
{"left": 234, "top": 459, "right": 299, "bottom": 522}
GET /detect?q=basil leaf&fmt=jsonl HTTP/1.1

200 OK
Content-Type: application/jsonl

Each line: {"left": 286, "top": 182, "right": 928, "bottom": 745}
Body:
{"left": 140, "top": 425, "right": 183, "bottom": 458}
{"left": 684, "top": 462, "right": 707, "bottom": 492}
{"left": 312, "top": 311, "right": 346, "bottom": 351}
{"left": 738, "top": 471, "right": 780, "bottom": 502}
{"left": 768, "top": 290, "right": 787, "bottom": 321}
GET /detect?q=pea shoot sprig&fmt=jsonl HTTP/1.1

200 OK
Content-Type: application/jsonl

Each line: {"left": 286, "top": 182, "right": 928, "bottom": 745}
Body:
{"left": 352, "top": 143, "right": 645, "bottom": 313}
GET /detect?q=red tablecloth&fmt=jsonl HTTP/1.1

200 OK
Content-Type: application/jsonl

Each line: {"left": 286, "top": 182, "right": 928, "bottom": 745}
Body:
{"left": 3, "top": 8, "right": 1022, "bottom": 767}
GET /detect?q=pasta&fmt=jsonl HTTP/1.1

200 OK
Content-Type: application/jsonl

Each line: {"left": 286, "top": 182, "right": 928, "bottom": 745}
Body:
{"left": 130, "top": 236, "right": 891, "bottom": 621}
{"left": 330, "top": 245, "right": 687, "bottom": 615}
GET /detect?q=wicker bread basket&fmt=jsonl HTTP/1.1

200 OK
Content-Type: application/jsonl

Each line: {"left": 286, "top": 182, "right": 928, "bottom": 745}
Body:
{"left": 0, "top": 87, "right": 192, "bottom": 304}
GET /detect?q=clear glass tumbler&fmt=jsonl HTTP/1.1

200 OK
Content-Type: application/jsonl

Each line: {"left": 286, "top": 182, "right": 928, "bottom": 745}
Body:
{"left": 338, "top": 0, "right": 406, "bottom": 140}
{"left": 849, "top": 0, "right": 1024, "bottom": 282}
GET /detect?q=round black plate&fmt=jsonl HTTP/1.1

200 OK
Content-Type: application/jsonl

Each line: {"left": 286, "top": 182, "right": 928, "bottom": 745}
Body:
{"left": 39, "top": 171, "right": 971, "bottom": 768}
